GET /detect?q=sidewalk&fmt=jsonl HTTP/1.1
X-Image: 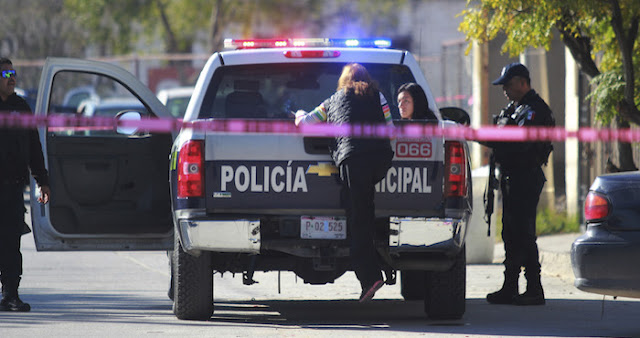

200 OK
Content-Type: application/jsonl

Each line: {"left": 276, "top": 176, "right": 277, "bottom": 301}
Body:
{"left": 493, "top": 232, "right": 582, "bottom": 282}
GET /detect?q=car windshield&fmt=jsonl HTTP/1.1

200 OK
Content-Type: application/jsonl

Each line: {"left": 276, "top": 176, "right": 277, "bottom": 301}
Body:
{"left": 199, "top": 62, "right": 416, "bottom": 120}
{"left": 166, "top": 97, "right": 190, "bottom": 119}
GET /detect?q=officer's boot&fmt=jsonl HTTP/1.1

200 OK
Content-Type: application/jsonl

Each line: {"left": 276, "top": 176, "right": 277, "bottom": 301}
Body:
{"left": 514, "top": 272, "right": 545, "bottom": 306}
{"left": 0, "top": 278, "right": 31, "bottom": 312}
{"left": 486, "top": 269, "right": 519, "bottom": 304}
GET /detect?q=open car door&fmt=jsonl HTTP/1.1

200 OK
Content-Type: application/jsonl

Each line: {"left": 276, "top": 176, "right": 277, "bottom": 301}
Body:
{"left": 31, "top": 58, "right": 174, "bottom": 250}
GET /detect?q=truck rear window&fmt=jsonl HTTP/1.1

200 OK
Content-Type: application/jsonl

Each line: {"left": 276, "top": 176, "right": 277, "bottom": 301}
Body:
{"left": 198, "top": 63, "right": 416, "bottom": 120}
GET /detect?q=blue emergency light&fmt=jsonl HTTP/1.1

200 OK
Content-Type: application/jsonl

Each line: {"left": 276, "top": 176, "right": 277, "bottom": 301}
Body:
{"left": 224, "top": 38, "right": 392, "bottom": 50}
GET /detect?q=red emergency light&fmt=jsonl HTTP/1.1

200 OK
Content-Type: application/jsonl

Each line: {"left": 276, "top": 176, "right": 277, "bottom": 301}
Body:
{"left": 224, "top": 38, "right": 391, "bottom": 50}
{"left": 225, "top": 39, "right": 289, "bottom": 49}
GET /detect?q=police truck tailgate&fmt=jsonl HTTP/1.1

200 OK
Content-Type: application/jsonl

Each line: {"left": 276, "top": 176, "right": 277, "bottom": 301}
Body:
{"left": 204, "top": 132, "right": 444, "bottom": 216}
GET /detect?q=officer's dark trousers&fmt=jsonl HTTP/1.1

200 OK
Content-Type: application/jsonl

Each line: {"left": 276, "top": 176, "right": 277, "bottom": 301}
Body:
{"left": 340, "top": 155, "right": 389, "bottom": 290}
{"left": 0, "top": 183, "right": 26, "bottom": 287}
{"left": 500, "top": 167, "right": 546, "bottom": 280}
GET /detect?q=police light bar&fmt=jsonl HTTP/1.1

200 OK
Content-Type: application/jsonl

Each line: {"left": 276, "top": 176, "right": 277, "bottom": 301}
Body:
{"left": 284, "top": 50, "right": 342, "bottom": 58}
{"left": 224, "top": 38, "right": 392, "bottom": 50}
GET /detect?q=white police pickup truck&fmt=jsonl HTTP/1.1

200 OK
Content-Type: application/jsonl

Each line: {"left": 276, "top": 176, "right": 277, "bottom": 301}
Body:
{"left": 30, "top": 38, "right": 471, "bottom": 321}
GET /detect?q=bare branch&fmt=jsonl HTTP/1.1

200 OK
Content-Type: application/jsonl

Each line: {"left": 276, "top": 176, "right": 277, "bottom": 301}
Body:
{"left": 555, "top": 19, "right": 600, "bottom": 78}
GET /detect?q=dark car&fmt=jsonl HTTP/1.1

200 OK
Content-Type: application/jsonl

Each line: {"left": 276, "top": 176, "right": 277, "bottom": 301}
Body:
{"left": 571, "top": 171, "right": 640, "bottom": 298}
{"left": 15, "top": 87, "right": 36, "bottom": 111}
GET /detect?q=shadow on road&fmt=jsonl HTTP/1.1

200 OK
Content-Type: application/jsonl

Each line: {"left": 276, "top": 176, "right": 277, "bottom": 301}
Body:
{"left": 2, "top": 292, "right": 638, "bottom": 337}
{"left": 210, "top": 297, "right": 640, "bottom": 336}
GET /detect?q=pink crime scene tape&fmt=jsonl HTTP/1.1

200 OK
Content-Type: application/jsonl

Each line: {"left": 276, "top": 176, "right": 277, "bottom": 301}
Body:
{"left": 2, "top": 112, "right": 640, "bottom": 143}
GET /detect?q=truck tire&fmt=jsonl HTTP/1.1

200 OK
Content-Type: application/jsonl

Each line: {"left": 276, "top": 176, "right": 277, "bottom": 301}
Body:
{"left": 400, "top": 270, "right": 426, "bottom": 300}
{"left": 172, "top": 232, "right": 214, "bottom": 320}
{"left": 424, "top": 246, "right": 466, "bottom": 320}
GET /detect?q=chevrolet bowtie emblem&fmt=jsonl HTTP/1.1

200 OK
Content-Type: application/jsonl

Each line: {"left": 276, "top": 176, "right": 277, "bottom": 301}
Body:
{"left": 306, "top": 162, "right": 338, "bottom": 176}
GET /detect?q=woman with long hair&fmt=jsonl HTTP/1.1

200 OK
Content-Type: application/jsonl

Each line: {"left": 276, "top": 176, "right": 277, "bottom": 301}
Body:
{"left": 397, "top": 82, "right": 436, "bottom": 120}
{"left": 295, "top": 63, "right": 394, "bottom": 302}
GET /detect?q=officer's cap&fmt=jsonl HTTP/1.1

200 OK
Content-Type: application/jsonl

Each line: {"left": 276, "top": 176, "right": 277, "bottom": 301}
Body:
{"left": 492, "top": 63, "right": 530, "bottom": 85}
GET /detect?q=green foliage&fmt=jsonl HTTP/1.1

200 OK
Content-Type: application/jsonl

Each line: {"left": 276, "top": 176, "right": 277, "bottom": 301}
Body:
{"left": 61, "top": 0, "right": 403, "bottom": 55}
{"left": 460, "top": 0, "right": 561, "bottom": 56}
{"left": 535, "top": 208, "right": 581, "bottom": 236}
{"left": 459, "top": 0, "right": 620, "bottom": 58}
{"left": 64, "top": 0, "right": 156, "bottom": 55}
{"left": 494, "top": 208, "right": 581, "bottom": 243}
{"left": 146, "top": 0, "right": 212, "bottom": 52}
{"left": 588, "top": 69, "right": 627, "bottom": 125}
{"left": 459, "top": 0, "right": 640, "bottom": 125}
{"left": 590, "top": 53, "right": 640, "bottom": 125}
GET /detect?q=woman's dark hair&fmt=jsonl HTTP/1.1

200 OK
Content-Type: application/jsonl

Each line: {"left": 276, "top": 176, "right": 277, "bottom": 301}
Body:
{"left": 397, "top": 82, "right": 436, "bottom": 119}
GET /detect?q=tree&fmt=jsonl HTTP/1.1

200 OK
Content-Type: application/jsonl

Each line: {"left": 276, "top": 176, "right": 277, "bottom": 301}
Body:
{"left": 459, "top": 0, "right": 640, "bottom": 170}
{"left": 63, "top": 0, "right": 328, "bottom": 54}
{"left": 64, "top": 0, "right": 405, "bottom": 55}
{"left": 205, "top": 0, "right": 327, "bottom": 53}
{"left": 0, "top": 0, "right": 85, "bottom": 58}
{"left": 0, "top": 0, "right": 86, "bottom": 88}
{"left": 182, "top": 0, "right": 403, "bottom": 53}
{"left": 64, "top": 0, "right": 158, "bottom": 56}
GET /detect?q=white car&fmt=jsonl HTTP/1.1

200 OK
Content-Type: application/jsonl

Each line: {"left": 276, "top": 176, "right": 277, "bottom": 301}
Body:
{"left": 78, "top": 97, "right": 148, "bottom": 118}
{"left": 157, "top": 87, "right": 194, "bottom": 119}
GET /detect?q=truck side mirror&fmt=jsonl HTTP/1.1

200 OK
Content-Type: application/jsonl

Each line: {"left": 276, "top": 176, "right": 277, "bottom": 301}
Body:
{"left": 115, "top": 111, "right": 142, "bottom": 135}
{"left": 439, "top": 107, "right": 470, "bottom": 126}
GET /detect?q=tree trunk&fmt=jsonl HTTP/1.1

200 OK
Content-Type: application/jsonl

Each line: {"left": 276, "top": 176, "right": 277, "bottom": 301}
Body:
{"left": 615, "top": 117, "right": 638, "bottom": 171}
{"left": 608, "top": 0, "right": 639, "bottom": 171}
{"left": 556, "top": 20, "right": 600, "bottom": 79}
{"left": 155, "top": 0, "right": 179, "bottom": 54}
{"left": 209, "top": 0, "right": 224, "bottom": 53}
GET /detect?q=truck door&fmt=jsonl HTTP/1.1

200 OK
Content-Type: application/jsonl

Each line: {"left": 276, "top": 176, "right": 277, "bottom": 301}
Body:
{"left": 31, "top": 58, "right": 174, "bottom": 250}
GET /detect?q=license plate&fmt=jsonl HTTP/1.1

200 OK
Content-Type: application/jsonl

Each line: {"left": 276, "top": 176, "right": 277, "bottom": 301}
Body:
{"left": 300, "top": 216, "right": 347, "bottom": 239}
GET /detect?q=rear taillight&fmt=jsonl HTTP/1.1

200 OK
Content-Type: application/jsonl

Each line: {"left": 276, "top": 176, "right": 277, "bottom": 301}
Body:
{"left": 444, "top": 141, "right": 467, "bottom": 198}
{"left": 584, "top": 191, "right": 610, "bottom": 221}
{"left": 177, "top": 140, "right": 204, "bottom": 198}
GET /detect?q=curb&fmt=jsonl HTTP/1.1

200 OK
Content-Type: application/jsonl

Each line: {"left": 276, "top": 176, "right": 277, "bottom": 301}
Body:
{"left": 493, "top": 233, "right": 580, "bottom": 282}
{"left": 540, "top": 251, "right": 574, "bottom": 282}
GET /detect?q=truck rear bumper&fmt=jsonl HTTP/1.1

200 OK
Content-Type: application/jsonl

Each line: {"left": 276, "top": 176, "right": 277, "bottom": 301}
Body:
{"left": 390, "top": 216, "right": 465, "bottom": 250}
{"left": 385, "top": 216, "right": 467, "bottom": 271}
{"left": 175, "top": 210, "right": 467, "bottom": 257}
{"left": 176, "top": 210, "right": 261, "bottom": 253}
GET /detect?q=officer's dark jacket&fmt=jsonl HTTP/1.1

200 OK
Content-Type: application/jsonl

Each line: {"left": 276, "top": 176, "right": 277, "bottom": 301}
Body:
{"left": 486, "top": 89, "right": 555, "bottom": 172}
{"left": 0, "top": 93, "right": 49, "bottom": 186}
{"left": 323, "top": 88, "right": 393, "bottom": 166}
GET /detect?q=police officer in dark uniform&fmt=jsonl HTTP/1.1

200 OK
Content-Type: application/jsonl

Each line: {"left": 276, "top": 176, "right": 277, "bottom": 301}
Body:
{"left": 483, "top": 63, "right": 555, "bottom": 306}
{"left": 0, "top": 57, "right": 50, "bottom": 312}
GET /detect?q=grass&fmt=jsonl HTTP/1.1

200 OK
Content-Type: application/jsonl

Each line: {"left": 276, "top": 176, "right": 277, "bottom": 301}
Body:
{"left": 535, "top": 208, "right": 581, "bottom": 236}
{"left": 494, "top": 208, "right": 581, "bottom": 242}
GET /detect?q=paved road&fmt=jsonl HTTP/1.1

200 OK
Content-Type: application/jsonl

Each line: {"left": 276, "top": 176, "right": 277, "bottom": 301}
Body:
{"left": 2, "top": 232, "right": 640, "bottom": 338}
